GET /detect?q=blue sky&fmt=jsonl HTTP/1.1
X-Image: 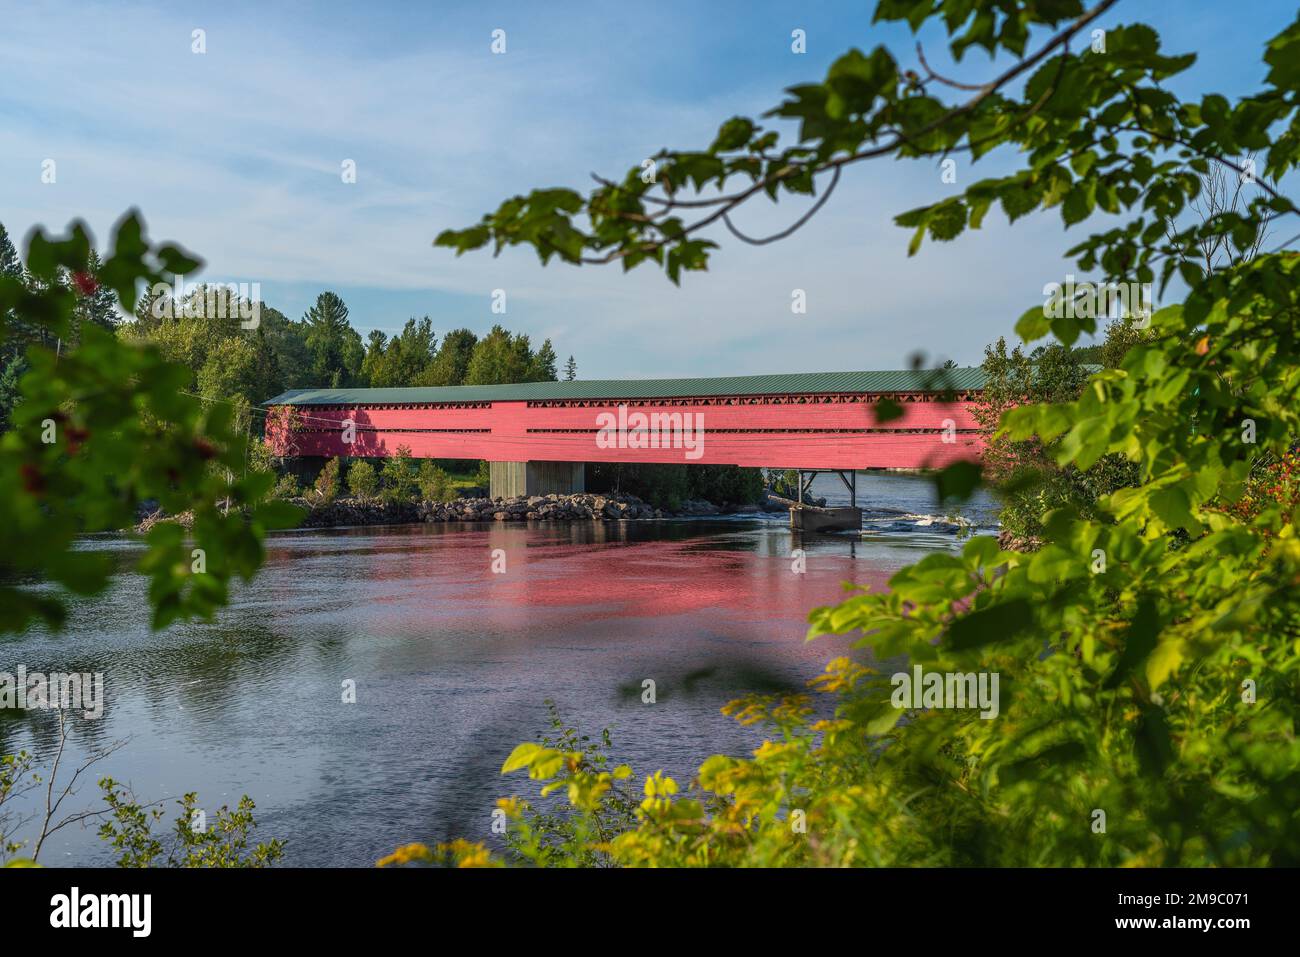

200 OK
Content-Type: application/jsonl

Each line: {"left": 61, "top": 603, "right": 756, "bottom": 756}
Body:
{"left": 1, "top": 0, "right": 1296, "bottom": 377}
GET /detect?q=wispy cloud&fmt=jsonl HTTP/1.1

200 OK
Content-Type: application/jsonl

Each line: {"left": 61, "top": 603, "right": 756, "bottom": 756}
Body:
{"left": 0, "top": 0, "right": 1291, "bottom": 376}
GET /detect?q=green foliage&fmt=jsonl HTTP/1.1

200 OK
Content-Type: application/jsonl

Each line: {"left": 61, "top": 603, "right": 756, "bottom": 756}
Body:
{"left": 1100, "top": 314, "right": 1158, "bottom": 370}
{"left": 72, "top": 251, "right": 120, "bottom": 334}
{"left": 689, "top": 464, "right": 766, "bottom": 506}
{"left": 245, "top": 430, "right": 276, "bottom": 477}
{"left": 97, "top": 778, "right": 284, "bottom": 868}
{"left": 347, "top": 459, "right": 378, "bottom": 501}
{"left": 0, "top": 750, "right": 36, "bottom": 862}
{"left": 463, "top": 324, "right": 558, "bottom": 385}
{"left": 766, "top": 468, "right": 800, "bottom": 500}
{"left": 272, "top": 472, "right": 300, "bottom": 500}
{"left": 361, "top": 316, "right": 436, "bottom": 388}
{"left": 4, "top": 748, "right": 286, "bottom": 868}
{"left": 378, "top": 702, "right": 638, "bottom": 869}
{"left": 411, "top": 1, "right": 1300, "bottom": 868}
{"left": 303, "top": 291, "right": 363, "bottom": 389}
{"left": 0, "top": 212, "right": 302, "bottom": 633}
{"left": 498, "top": 702, "right": 640, "bottom": 867}
{"left": 417, "top": 459, "right": 454, "bottom": 502}
{"left": 119, "top": 284, "right": 279, "bottom": 423}
{"left": 379, "top": 444, "right": 416, "bottom": 502}
{"left": 0, "top": 223, "right": 20, "bottom": 279}
{"left": 419, "top": 328, "right": 479, "bottom": 386}
{"left": 435, "top": 4, "right": 1215, "bottom": 288}
{"left": 975, "top": 335, "right": 1139, "bottom": 543}
{"left": 532, "top": 339, "right": 558, "bottom": 381}
{"left": 586, "top": 463, "right": 765, "bottom": 509}
{"left": 195, "top": 335, "right": 261, "bottom": 408}
{"left": 313, "top": 456, "right": 342, "bottom": 503}
{"left": 0, "top": 352, "right": 25, "bottom": 432}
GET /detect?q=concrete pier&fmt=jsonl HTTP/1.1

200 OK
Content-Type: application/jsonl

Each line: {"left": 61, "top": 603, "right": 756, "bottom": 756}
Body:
{"left": 790, "top": 505, "right": 863, "bottom": 533}
{"left": 489, "top": 461, "right": 585, "bottom": 498}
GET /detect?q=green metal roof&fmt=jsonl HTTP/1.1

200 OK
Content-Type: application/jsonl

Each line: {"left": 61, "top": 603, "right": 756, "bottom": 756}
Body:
{"left": 263, "top": 367, "right": 987, "bottom": 406}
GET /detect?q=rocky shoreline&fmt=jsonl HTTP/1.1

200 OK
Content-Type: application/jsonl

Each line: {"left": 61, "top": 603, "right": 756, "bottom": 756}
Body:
{"left": 996, "top": 529, "right": 1043, "bottom": 553}
{"left": 314, "top": 491, "right": 784, "bottom": 527}
{"left": 137, "top": 491, "right": 789, "bottom": 532}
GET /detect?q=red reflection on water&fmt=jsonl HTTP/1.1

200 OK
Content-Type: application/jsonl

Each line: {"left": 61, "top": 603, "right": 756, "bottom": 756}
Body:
{"left": 334, "top": 527, "right": 893, "bottom": 645}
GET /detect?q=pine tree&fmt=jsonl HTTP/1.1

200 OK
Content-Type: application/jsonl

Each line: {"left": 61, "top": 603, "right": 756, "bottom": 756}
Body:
{"left": 563, "top": 355, "right": 577, "bottom": 381}
{"left": 531, "top": 338, "right": 558, "bottom": 381}
{"left": 360, "top": 329, "right": 388, "bottom": 386}
{"left": 0, "top": 223, "right": 25, "bottom": 364}
{"left": 0, "top": 352, "right": 26, "bottom": 432}
{"left": 76, "top": 251, "right": 120, "bottom": 332}
{"left": 0, "top": 221, "right": 55, "bottom": 355}
{"left": 0, "top": 222, "right": 20, "bottom": 279}
{"left": 303, "top": 292, "right": 353, "bottom": 387}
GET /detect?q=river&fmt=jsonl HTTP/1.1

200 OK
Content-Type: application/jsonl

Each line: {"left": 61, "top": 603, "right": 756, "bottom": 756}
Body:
{"left": 1, "top": 472, "right": 997, "bottom": 866}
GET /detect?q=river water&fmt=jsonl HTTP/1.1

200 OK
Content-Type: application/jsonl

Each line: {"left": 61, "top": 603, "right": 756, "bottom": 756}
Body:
{"left": 1, "top": 472, "right": 996, "bottom": 866}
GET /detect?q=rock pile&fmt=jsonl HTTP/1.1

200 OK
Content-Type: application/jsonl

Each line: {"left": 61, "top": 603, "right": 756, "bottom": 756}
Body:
{"left": 997, "top": 529, "right": 1043, "bottom": 553}
{"left": 133, "top": 490, "right": 790, "bottom": 532}
{"left": 418, "top": 492, "right": 662, "bottom": 522}
{"left": 297, "top": 499, "right": 420, "bottom": 528}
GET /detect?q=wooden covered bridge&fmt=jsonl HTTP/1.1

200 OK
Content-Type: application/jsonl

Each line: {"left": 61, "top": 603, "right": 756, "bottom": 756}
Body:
{"left": 264, "top": 368, "right": 986, "bottom": 511}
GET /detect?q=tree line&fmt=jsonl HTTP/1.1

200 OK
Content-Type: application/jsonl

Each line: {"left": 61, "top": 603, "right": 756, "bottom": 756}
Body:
{"left": 0, "top": 221, "right": 577, "bottom": 436}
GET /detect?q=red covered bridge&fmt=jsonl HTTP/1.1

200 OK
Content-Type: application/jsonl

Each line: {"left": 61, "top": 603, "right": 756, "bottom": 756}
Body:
{"left": 264, "top": 368, "right": 986, "bottom": 501}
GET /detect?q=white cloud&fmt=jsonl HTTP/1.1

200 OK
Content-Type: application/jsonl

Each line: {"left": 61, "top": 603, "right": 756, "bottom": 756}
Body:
{"left": 0, "top": 1, "right": 1122, "bottom": 374}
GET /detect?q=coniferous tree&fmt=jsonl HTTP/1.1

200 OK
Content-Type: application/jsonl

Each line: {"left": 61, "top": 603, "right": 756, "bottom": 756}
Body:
{"left": 360, "top": 329, "right": 389, "bottom": 386}
{"left": 76, "top": 251, "right": 120, "bottom": 333}
{"left": 465, "top": 325, "right": 525, "bottom": 385}
{"left": 419, "top": 328, "right": 478, "bottom": 386}
{"left": 0, "top": 352, "right": 25, "bottom": 432}
{"left": 0, "top": 221, "right": 46, "bottom": 358}
{"left": 259, "top": 306, "right": 312, "bottom": 389}
{"left": 303, "top": 291, "right": 355, "bottom": 387}
{"left": 0, "top": 223, "right": 20, "bottom": 279}
{"left": 530, "top": 338, "right": 558, "bottom": 381}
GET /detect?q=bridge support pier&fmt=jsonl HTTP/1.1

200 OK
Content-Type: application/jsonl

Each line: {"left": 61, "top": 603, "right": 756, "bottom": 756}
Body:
{"left": 489, "top": 461, "right": 585, "bottom": 499}
{"left": 789, "top": 468, "right": 862, "bottom": 533}
{"left": 796, "top": 468, "right": 857, "bottom": 507}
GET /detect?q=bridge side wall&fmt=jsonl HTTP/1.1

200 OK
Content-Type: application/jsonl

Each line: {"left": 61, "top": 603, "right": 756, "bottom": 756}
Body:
{"left": 269, "top": 394, "right": 985, "bottom": 471}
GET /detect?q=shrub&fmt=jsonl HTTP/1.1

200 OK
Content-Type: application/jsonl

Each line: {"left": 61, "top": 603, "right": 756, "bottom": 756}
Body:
{"left": 975, "top": 338, "right": 1139, "bottom": 544}
{"left": 98, "top": 778, "right": 285, "bottom": 868}
{"left": 312, "top": 456, "right": 341, "bottom": 503}
{"left": 417, "top": 460, "right": 454, "bottom": 502}
{"left": 272, "top": 473, "right": 300, "bottom": 499}
{"left": 380, "top": 445, "right": 416, "bottom": 502}
{"left": 346, "top": 460, "right": 377, "bottom": 501}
